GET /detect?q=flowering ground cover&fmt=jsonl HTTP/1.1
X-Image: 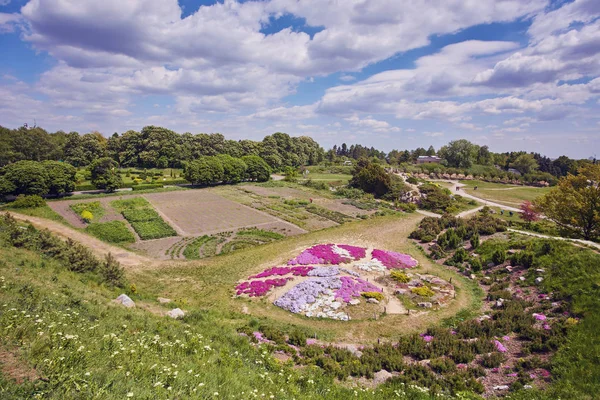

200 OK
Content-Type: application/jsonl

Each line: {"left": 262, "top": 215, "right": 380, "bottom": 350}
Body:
{"left": 236, "top": 243, "right": 419, "bottom": 320}
{"left": 371, "top": 249, "right": 418, "bottom": 269}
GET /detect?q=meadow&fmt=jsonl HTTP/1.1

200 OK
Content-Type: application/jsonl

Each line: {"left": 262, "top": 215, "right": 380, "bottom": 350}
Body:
{"left": 459, "top": 180, "right": 550, "bottom": 207}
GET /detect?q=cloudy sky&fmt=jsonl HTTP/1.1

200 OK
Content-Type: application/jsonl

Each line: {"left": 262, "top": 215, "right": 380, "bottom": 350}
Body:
{"left": 0, "top": 0, "right": 599, "bottom": 157}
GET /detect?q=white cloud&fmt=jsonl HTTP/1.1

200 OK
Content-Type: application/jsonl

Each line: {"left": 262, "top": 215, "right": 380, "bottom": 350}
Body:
{"left": 0, "top": 12, "right": 20, "bottom": 33}
{"left": 345, "top": 114, "right": 401, "bottom": 132}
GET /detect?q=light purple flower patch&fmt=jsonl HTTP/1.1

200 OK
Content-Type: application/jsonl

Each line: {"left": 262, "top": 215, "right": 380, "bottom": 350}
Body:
{"left": 274, "top": 277, "right": 342, "bottom": 313}
{"left": 308, "top": 267, "right": 339, "bottom": 277}
{"left": 334, "top": 276, "right": 382, "bottom": 303}
{"left": 422, "top": 335, "right": 433, "bottom": 342}
{"left": 533, "top": 313, "right": 547, "bottom": 321}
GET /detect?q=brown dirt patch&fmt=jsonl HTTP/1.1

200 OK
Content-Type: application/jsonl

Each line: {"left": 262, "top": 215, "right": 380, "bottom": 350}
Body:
{"left": 0, "top": 348, "right": 39, "bottom": 384}
{"left": 143, "top": 190, "right": 303, "bottom": 236}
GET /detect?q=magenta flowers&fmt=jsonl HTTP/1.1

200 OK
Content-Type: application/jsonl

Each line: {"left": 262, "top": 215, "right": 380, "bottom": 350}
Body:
{"left": 371, "top": 249, "right": 418, "bottom": 269}
{"left": 493, "top": 340, "right": 508, "bottom": 353}
{"left": 249, "top": 266, "right": 313, "bottom": 279}
{"left": 235, "top": 278, "right": 290, "bottom": 297}
{"left": 287, "top": 244, "right": 366, "bottom": 265}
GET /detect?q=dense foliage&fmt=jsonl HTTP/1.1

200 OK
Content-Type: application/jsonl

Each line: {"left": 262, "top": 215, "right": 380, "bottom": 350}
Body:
{"left": 0, "top": 126, "right": 324, "bottom": 171}
{"left": 535, "top": 164, "right": 600, "bottom": 240}
{"left": 0, "top": 160, "right": 76, "bottom": 197}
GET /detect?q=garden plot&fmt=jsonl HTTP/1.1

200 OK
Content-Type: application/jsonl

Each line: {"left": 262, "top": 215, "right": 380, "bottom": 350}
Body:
{"left": 235, "top": 243, "right": 455, "bottom": 321}
{"left": 143, "top": 190, "right": 302, "bottom": 236}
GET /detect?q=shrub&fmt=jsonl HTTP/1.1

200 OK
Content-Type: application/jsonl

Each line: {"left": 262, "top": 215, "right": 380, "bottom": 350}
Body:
{"left": 411, "top": 286, "right": 435, "bottom": 297}
{"left": 430, "top": 357, "right": 456, "bottom": 374}
{"left": 100, "top": 253, "right": 126, "bottom": 287}
{"left": 470, "top": 257, "right": 482, "bottom": 272}
{"left": 492, "top": 249, "right": 506, "bottom": 265}
{"left": 481, "top": 352, "right": 506, "bottom": 368}
{"left": 470, "top": 233, "right": 480, "bottom": 249}
{"left": 451, "top": 247, "right": 469, "bottom": 263}
{"left": 362, "top": 291, "right": 385, "bottom": 301}
{"left": 391, "top": 270, "right": 410, "bottom": 283}
{"left": 80, "top": 210, "right": 93, "bottom": 223}
{"left": 132, "top": 184, "right": 163, "bottom": 191}
{"left": 10, "top": 195, "right": 46, "bottom": 208}
{"left": 288, "top": 329, "right": 308, "bottom": 347}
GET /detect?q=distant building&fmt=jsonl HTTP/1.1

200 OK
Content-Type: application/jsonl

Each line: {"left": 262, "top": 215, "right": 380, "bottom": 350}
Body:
{"left": 416, "top": 156, "right": 442, "bottom": 164}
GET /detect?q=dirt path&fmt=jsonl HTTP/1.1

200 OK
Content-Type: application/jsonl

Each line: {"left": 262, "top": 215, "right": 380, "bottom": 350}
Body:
{"left": 9, "top": 212, "right": 153, "bottom": 269}
{"left": 431, "top": 180, "right": 523, "bottom": 212}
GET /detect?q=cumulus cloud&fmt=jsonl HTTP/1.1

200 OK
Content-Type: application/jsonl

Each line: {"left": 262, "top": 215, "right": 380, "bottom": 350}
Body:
{"left": 345, "top": 114, "right": 401, "bottom": 132}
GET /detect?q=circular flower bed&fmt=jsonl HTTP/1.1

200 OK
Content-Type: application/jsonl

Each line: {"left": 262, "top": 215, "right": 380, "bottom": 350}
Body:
{"left": 235, "top": 244, "right": 422, "bottom": 320}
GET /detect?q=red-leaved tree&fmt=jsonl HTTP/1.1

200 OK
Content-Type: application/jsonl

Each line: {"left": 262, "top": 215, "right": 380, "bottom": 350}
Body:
{"left": 520, "top": 201, "right": 540, "bottom": 224}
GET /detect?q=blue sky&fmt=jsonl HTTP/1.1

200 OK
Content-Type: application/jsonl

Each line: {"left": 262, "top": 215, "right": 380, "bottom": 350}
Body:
{"left": 0, "top": 0, "right": 599, "bottom": 158}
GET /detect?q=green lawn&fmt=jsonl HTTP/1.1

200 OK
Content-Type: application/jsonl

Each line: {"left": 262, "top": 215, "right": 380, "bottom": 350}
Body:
{"left": 300, "top": 172, "right": 351, "bottom": 183}
{"left": 460, "top": 180, "right": 550, "bottom": 207}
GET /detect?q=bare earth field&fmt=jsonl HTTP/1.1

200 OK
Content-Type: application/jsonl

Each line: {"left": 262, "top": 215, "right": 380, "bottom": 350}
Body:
{"left": 47, "top": 197, "right": 130, "bottom": 228}
{"left": 143, "top": 190, "right": 304, "bottom": 236}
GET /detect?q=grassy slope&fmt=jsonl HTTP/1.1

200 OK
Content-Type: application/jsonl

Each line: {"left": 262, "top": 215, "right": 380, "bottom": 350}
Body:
{"left": 0, "top": 237, "right": 451, "bottom": 400}
{"left": 130, "top": 213, "right": 480, "bottom": 344}
{"left": 459, "top": 180, "right": 550, "bottom": 207}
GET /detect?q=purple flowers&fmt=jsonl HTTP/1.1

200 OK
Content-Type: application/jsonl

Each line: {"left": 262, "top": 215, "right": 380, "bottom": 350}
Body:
{"left": 274, "top": 277, "right": 342, "bottom": 314}
{"left": 533, "top": 313, "right": 547, "bottom": 321}
{"left": 371, "top": 249, "right": 418, "bottom": 269}
{"left": 249, "top": 266, "right": 313, "bottom": 279}
{"left": 494, "top": 340, "right": 508, "bottom": 353}
{"left": 422, "top": 335, "right": 433, "bottom": 342}
{"left": 308, "top": 267, "right": 340, "bottom": 277}
{"left": 236, "top": 278, "right": 290, "bottom": 297}
{"left": 335, "top": 276, "right": 382, "bottom": 303}
{"left": 287, "top": 244, "right": 367, "bottom": 265}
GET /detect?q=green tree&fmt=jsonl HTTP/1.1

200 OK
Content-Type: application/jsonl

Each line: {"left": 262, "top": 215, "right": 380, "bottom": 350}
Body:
{"left": 511, "top": 154, "right": 538, "bottom": 174}
{"left": 349, "top": 159, "right": 392, "bottom": 197}
{"left": 283, "top": 166, "right": 299, "bottom": 182}
{"left": 89, "top": 157, "right": 122, "bottom": 192}
{"left": 0, "top": 160, "right": 50, "bottom": 196}
{"left": 242, "top": 155, "right": 271, "bottom": 182}
{"left": 216, "top": 154, "right": 247, "bottom": 183}
{"left": 536, "top": 164, "right": 600, "bottom": 240}
{"left": 43, "top": 161, "right": 77, "bottom": 195}
{"left": 438, "top": 140, "right": 477, "bottom": 168}
{"left": 183, "top": 156, "right": 225, "bottom": 185}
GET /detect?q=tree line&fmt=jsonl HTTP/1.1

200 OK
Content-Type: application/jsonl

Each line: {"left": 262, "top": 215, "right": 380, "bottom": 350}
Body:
{"left": 328, "top": 139, "right": 593, "bottom": 179}
{"left": 0, "top": 125, "right": 324, "bottom": 170}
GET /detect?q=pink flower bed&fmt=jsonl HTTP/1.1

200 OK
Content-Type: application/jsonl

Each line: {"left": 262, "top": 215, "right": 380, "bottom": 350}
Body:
{"left": 249, "top": 266, "right": 313, "bottom": 279}
{"left": 236, "top": 278, "right": 290, "bottom": 297}
{"left": 334, "top": 276, "right": 382, "bottom": 302}
{"left": 287, "top": 244, "right": 366, "bottom": 265}
{"left": 371, "top": 249, "right": 418, "bottom": 269}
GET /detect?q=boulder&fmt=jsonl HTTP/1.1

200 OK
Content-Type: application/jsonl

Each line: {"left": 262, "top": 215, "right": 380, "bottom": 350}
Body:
{"left": 157, "top": 297, "right": 171, "bottom": 304}
{"left": 373, "top": 370, "right": 393, "bottom": 384}
{"left": 519, "top": 276, "right": 526, "bottom": 281}
{"left": 114, "top": 294, "right": 135, "bottom": 308}
{"left": 166, "top": 308, "right": 185, "bottom": 319}
{"left": 349, "top": 299, "right": 361, "bottom": 305}
{"left": 367, "top": 298, "right": 380, "bottom": 304}
{"left": 535, "top": 277, "right": 544, "bottom": 284}
{"left": 493, "top": 385, "right": 510, "bottom": 391}
{"left": 418, "top": 302, "right": 433, "bottom": 308}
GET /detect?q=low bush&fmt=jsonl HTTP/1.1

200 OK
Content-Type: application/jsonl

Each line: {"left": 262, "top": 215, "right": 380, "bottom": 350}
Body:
{"left": 391, "top": 270, "right": 410, "bottom": 283}
{"left": 10, "top": 195, "right": 46, "bottom": 208}
{"left": 132, "top": 184, "right": 163, "bottom": 191}
{"left": 411, "top": 286, "right": 435, "bottom": 297}
{"left": 362, "top": 291, "right": 385, "bottom": 301}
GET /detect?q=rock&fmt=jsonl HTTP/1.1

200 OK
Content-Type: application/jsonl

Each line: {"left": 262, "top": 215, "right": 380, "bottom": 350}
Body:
{"left": 373, "top": 370, "right": 393, "bottom": 384}
{"left": 519, "top": 276, "right": 526, "bottom": 281}
{"left": 349, "top": 299, "right": 361, "bottom": 305}
{"left": 493, "top": 385, "right": 510, "bottom": 390}
{"left": 535, "top": 277, "right": 544, "bottom": 284}
{"left": 524, "top": 385, "right": 533, "bottom": 389}
{"left": 157, "top": 297, "right": 171, "bottom": 304}
{"left": 495, "top": 299, "right": 504, "bottom": 308}
{"left": 166, "top": 308, "right": 185, "bottom": 319}
{"left": 367, "top": 298, "right": 380, "bottom": 304}
{"left": 536, "top": 268, "right": 545, "bottom": 273}
{"left": 487, "top": 262, "right": 495, "bottom": 268}
{"left": 395, "top": 289, "right": 407, "bottom": 295}
{"left": 115, "top": 294, "right": 135, "bottom": 308}
{"left": 505, "top": 266, "right": 513, "bottom": 272}
{"left": 470, "top": 274, "right": 476, "bottom": 280}
{"left": 418, "top": 302, "right": 433, "bottom": 308}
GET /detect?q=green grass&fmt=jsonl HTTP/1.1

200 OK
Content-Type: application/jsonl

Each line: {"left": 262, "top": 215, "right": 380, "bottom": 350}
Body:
{"left": 111, "top": 197, "right": 151, "bottom": 211}
{"left": 113, "top": 197, "right": 177, "bottom": 240}
{"left": 70, "top": 201, "right": 105, "bottom": 221}
{"left": 129, "top": 219, "right": 176, "bottom": 240}
{"left": 182, "top": 236, "right": 213, "bottom": 259}
{"left": 236, "top": 228, "right": 285, "bottom": 241}
{"left": 85, "top": 221, "right": 136, "bottom": 243}
{"left": 459, "top": 180, "right": 550, "bottom": 207}
{"left": 122, "top": 208, "right": 161, "bottom": 222}
{"left": 300, "top": 173, "right": 351, "bottom": 183}
{"left": 2, "top": 205, "right": 67, "bottom": 224}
